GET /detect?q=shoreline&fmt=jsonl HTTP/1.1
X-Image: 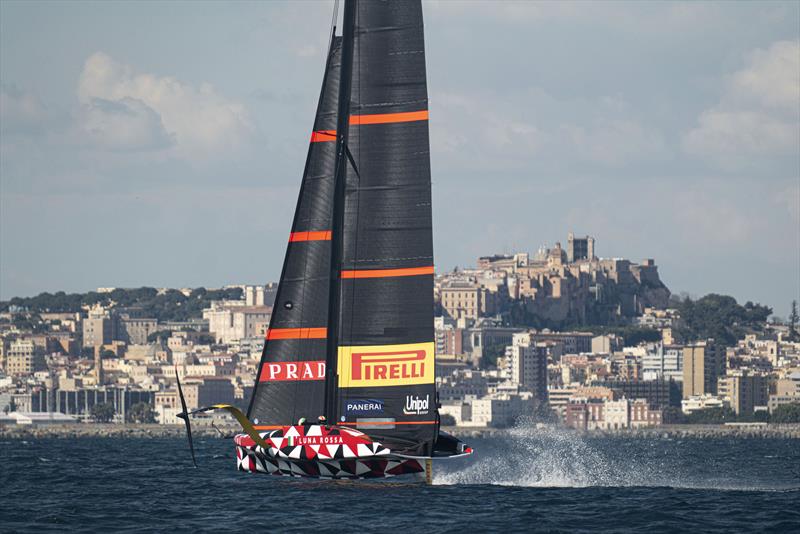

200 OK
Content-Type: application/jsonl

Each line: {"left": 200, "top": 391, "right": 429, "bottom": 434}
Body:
{"left": 2, "top": 423, "right": 799, "bottom": 440}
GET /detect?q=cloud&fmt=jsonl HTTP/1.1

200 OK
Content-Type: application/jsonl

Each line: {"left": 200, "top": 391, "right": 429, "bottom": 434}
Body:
{"left": 76, "top": 97, "right": 174, "bottom": 152}
{"left": 430, "top": 89, "right": 666, "bottom": 173}
{"left": 77, "top": 52, "right": 253, "bottom": 158}
{"left": 0, "top": 85, "right": 49, "bottom": 135}
{"left": 683, "top": 40, "right": 800, "bottom": 168}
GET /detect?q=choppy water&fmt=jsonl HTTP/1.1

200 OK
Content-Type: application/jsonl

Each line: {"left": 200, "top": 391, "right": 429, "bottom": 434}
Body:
{"left": 2, "top": 427, "right": 798, "bottom": 532}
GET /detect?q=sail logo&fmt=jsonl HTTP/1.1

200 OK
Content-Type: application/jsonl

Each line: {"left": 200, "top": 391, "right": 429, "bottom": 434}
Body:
{"left": 403, "top": 394, "right": 430, "bottom": 415}
{"left": 337, "top": 342, "right": 434, "bottom": 387}
{"left": 259, "top": 360, "right": 326, "bottom": 382}
{"left": 344, "top": 399, "right": 385, "bottom": 416}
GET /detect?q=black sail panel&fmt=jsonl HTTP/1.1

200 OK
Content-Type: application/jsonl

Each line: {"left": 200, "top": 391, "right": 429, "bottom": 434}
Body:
{"left": 335, "top": 0, "right": 437, "bottom": 454}
{"left": 247, "top": 37, "right": 342, "bottom": 427}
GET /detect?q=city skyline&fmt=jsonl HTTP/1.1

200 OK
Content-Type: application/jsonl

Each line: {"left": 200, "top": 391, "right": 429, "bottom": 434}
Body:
{"left": 1, "top": 1, "right": 799, "bottom": 315}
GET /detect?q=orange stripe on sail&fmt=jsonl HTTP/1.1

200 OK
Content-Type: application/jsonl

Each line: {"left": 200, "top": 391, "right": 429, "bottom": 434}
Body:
{"left": 289, "top": 231, "right": 332, "bottom": 242}
{"left": 349, "top": 110, "right": 429, "bottom": 126}
{"left": 339, "top": 421, "right": 437, "bottom": 426}
{"left": 340, "top": 265, "right": 435, "bottom": 279}
{"left": 265, "top": 327, "right": 328, "bottom": 340}
{"left": 310, "top": 130, "right": 337, "bottom": 142}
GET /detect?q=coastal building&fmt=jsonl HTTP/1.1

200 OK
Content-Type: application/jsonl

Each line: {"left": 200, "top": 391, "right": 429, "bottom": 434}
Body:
{"left": 547, "top": 386, "right": 578, "bottom": 419}
{"left": 509, "top": 333, "right": 548, "bottom": 404}
{"left": 682, "top": 341, "right": 724, "bottom": 398}
{"left": 565, "top": 399, "right": 604, "bottom": 430}
{"left": 532, "top": 331, "right": 593, "bottom": 355}
{"left": 591, "top": 379, "right": 681, "bottom": 409}
{"left": 642, "top": 343, "right": 684, "bottom": 382}
{"left": 0, "top": 412, "right": 77, "bottom": 425}
{"left": 82, "top": 306, "right": 116, "bottom": 348}
{"left": 717, "top": 373, "right": 769, "bottom": 415}
{"left": 468, "top": 391, "right": 535, "bottom": 427}
{"left": 681, "top": 394, "right": 728, "bottom": 414}
{"left": 566, "top": 233, "right": 595, "bottom": 263}
{"left": 440, "top": 281, "right": 498, "bottom": 320}
{"left": 119, "top": 318, "right": 159, "bottom": 345}
{"left": 179, "top": 377, "right": 235, "bottom": 410}
{"left": 203, "top": 303, "right": 272, "bottom": 344}
{"left": 5, "top": 339, "right": 47, "bottom": 375}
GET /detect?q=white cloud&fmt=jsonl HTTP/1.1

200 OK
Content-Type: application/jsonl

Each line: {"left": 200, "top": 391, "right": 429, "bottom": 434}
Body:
{"left": 683, "top": 40, "right": 800, "bottom": 168}
{"left": 76, "top": 97, "right": 174, "bottom": 152}
{"left": 731, "top": 40, "right": 800, "bottom": 111}
{"left": 77, "top": 52, "right": 253, "bottom": 158}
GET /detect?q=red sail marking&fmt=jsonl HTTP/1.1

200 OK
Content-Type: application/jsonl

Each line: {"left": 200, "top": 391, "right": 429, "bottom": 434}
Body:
{"left": 309, "top": 110, "right": 428, "bottom": 141}
{"left": 340, "top": 266, "right": 434, "bottom": 279}
{"left": 349, "top": 110, "right": 429, "bottom": 125}
{"left": 265, "top": 327, "right": 328, "bottom": 340}
{"left": 289, "top": 231, "right": 332, "bottom": 242}
{"left": 310, "top": 130, "right": 337, "bottom": 142}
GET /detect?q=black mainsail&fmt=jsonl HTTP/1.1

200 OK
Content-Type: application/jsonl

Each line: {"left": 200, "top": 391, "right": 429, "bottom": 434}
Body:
{"left": 330, "top": 0, "right": 437, "bottom": 455}
{"left": 247, "top": 36, "right": 342, "bottom": 428}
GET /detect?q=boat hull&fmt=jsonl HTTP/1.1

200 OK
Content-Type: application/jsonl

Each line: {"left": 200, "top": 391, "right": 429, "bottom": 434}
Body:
{"left": 233, "top": 424, "right": 425, "bottom": 480}
{"left": 235, "top": 443, "right": 425, "bottom": 479}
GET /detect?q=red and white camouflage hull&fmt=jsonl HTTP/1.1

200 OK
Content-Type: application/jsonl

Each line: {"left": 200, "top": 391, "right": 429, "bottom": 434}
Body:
{"left": 233, "top": 424, "right": 426, "bottom": 479}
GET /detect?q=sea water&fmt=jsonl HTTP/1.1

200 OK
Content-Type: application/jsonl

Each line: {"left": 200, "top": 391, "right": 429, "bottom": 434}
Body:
{"left": 1, "top": 427, "right": 798, "bottom": 532}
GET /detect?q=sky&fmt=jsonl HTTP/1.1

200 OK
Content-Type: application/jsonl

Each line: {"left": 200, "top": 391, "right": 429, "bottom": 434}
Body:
{"left": 1, "top": 1, "right": 798, "bottom": 316}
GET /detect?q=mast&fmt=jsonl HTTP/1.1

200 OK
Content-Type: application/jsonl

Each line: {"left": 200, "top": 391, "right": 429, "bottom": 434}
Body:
{"left": 324, "top": 0, "right": 357, "bottom": 423}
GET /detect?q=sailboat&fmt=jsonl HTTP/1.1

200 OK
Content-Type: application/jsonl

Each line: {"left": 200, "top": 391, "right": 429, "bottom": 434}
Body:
{"left": 177, "top": 0, "right": 472, "bottom": 481}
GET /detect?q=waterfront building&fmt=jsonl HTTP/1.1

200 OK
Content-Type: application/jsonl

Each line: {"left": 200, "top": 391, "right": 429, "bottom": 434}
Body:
{"left": 681, "top": 394, "right": 728, "bottom": 414}
{"left": 468, "top": 391, "right": 535, "bottom": 427}
{"left": 591, "top": 379, "right": 681, "bottom": 408}
{"left": 565, "top": 399, "right": 604, "bottom": 430}
{"left": 683, "top": 341, "right": 724, "bottom": 398}
{"left": 547, "top": 386, "right": 578, "bottom": 419}
{"left": 717, "top": 372, "right": 769, "bottom": 415}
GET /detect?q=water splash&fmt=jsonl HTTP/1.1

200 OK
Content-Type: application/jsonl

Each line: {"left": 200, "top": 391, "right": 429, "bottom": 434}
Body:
{"left": 433, "top": 424, "right": 798, "bottom": 490}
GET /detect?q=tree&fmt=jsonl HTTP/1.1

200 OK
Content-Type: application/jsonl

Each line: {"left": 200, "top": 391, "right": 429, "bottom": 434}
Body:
{"left": 674, "top": 293, "right": 772, "bottom": 345}
{"left": 771, "top": 403, "right": 800, "bottom": 424}
{"left": 439, "top": 413, "right": 456, "bottom": 426}
{"left": 91, "top": 402, "right": 115, "bottom": 423}
{"left": 480, "top": 342, "right": 508, "bottom": 369}
{"left": 789, "top": 300, "right": 799, "bottom": 341}
{"left": 147, "top": 330, "right": 173, "bottom": 343}
{"left": 197, "top": 334, "right": 216, "bottom": 345}
{"left": 661, "top": 406, "right": 686, "bottom": 424}
{"left": 127, "top": 402, "right": 157, "bottom": 424}
{"left": 685, "top": 406, "right": 736, "bottom": 424}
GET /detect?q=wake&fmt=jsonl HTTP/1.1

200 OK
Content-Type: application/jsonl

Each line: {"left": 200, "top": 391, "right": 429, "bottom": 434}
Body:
{"left": 433, "top": 424, "right": 798, "bottom": 491}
